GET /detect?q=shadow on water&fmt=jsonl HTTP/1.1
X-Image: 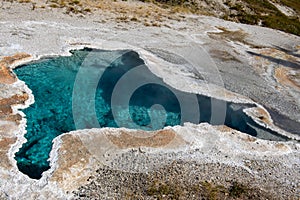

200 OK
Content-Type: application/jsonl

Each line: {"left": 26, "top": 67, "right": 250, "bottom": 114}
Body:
{"left": 14, "top": 48, "right": 290, "bottom": 179}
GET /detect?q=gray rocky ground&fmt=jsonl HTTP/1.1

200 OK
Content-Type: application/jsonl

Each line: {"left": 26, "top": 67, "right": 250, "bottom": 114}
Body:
{"left": 0, "top": 1, "right": 299, "bottom": 199}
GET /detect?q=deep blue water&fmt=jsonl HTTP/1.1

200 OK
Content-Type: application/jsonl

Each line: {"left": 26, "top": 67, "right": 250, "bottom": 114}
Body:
{"left": 14, "top": 48, "right": 288, "bottom": 179}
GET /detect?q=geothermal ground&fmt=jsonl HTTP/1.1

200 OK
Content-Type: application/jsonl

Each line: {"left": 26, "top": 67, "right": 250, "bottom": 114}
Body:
{"left": 0, "top": 0, "right": 299, "bottom": 199}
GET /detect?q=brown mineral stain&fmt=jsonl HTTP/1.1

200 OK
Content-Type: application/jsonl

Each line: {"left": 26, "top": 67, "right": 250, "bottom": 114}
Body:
{"left": 0, "top": 53, "right": 31, "bottom": 170}
{"left": 51, "top": 134, "right": 92, "bottom": 190}
{"left": 107, "top": 129, "right": 178, "bottom": 148}
{"left": 275, "top": 143, "right": 289, "bottom": 151}
{"left": 0, "top": 62, "right": 16, "bottom": 84}
{"left": 208, "top": 27, "right": 262, "bottom": 47}
{"left": 0, "top": 93, "right": 29, "bottom": 106}
{"left": 215, "top": 125, "right": 234, "bottom": 132}
{"left": 0, "top": 53, "right": 31, "bottom": 84}
{"left": 256, "top": 48, "right": 300, "bottom": 91}
{"left": 274, "top": 67, "right": 300, "bottom": 91}
{"left": 255, "top": 107, "right": 272, "bottom": 125}
{"left": 215, "top": 125, "right": 257, "bottom": 142}
{"left": 0, "top": 137, "right": 17, "bottom": 169}
{"left": 0, "top": 93, "right": 29, "bottom": 124}
{"left": 1, "top": 114, "right": 23, "bottom": 123}
{"left": 1, "top": 53, "right": 31, "bottom": 66}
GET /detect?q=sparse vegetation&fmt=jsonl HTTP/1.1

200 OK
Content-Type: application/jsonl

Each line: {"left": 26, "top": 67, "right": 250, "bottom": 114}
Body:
{"left": 2, "top": 0, "right": 300, "bottom": 35}
{"left": 225, "top": 0, "right": 300, "bottom": 36}
{"left": 140, "top": 0, "right": 200, "bottom": 13}
{"left": 280, "top": 0, "right": 300, "bottom": 15}
{"left": 72, "top": 160, "right": 276, "bottom": 199}
{"left": 18, "top": 0, "right": 31, "bottom": 3}
{"left": 145, "top": 180, "right": 251, "bottom": 199}
{"left": 144, "top": 0, "right": 300, "bottom": 36}
{"left": 229, "top": 181, "right": 248, "bottom": 197}
{"left": 146, "top": 181, "right": 181, "bottom": 199}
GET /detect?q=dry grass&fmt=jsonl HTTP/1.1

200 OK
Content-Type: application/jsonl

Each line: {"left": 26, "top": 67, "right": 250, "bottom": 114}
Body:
{"left": 5, "top": 0, "right": 300, "bottom": 34}
{"left": 3, "top": 0, "right": 183, "bottom": 27}
{"left": 224, "top": 0, "right": 300, "bottom": 36}
{"left": 280, "top": 0, "right": 300, "bottom": 15}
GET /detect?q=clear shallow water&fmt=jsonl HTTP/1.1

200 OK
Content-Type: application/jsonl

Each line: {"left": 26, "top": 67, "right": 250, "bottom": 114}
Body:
{"left": 14, "top": 48, "right": 288, "bottom": 179}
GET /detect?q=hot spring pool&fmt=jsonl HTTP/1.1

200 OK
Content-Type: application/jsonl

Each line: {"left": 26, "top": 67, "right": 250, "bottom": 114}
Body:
{"left": 14, "top": 48, "right": 288, "bottom": 179}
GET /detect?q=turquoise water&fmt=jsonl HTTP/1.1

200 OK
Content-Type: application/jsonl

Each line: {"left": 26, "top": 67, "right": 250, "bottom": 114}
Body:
{"left": 14, "top": 48, "right": 288, "bottom": 179}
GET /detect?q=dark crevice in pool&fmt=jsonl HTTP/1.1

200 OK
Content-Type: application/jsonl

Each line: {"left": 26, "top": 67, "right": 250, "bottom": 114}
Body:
{"left": 14, "top": 48, "right": 288, "bottom": 179}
